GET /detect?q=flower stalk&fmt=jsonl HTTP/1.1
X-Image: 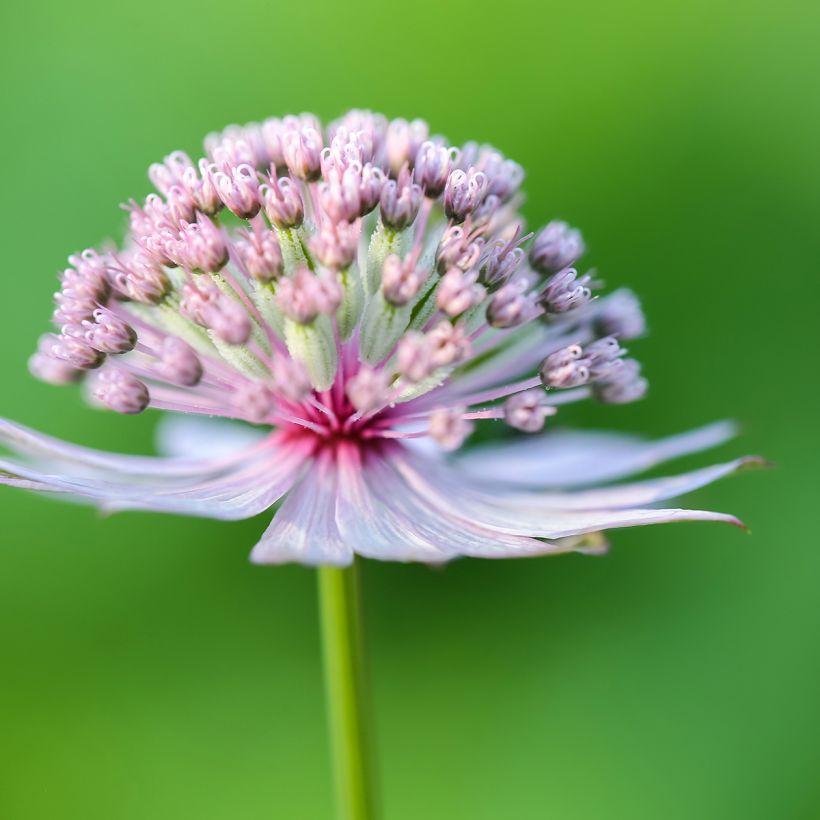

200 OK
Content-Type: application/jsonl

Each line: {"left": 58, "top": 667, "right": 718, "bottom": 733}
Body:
{"left": 318, "top": 559, "right": 379, "bottom": 820}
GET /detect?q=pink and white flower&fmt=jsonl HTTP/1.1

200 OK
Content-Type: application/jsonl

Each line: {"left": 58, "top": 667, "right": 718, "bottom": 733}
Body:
{"left": 0, "top": 110, "right": 761, "bottom": 565}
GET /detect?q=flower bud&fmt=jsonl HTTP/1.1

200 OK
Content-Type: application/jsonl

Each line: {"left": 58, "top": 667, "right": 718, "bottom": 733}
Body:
{"left": 275, "top": 268, "right": 343, "bottom": 325}
{"left": 539, "top": 344, "right": 589, "bottom": 388}
{"left": 271, "top": 355, "right": 312, "bottom": 403}
{"left": 379, "top": 167, "right": 422, "bottom": 230}
{"left": 29, "top": 335, "right": 84, "bottom": 385}
{"left": 233, "top": 381, "right": 275, "bottom": 423}
{"left": 52, "top": 335, "right": 105, "bottom": 370}
{"left": 260, "top": 176, "right": 304, "bottom": 229}
{"left": 539, "top": 268, "right": 593, "bottom": 315}
{"left": 156, "top": 336, "right": 203, "bottom": 387}
{"left": 181, "top": 281, "right": 252, "bottom": 345}
{"left": 530, "top": 221, "right": 585, "bottom": 274}
{"left": 487, "top": 275, "right": 538, "bottom": 329}
{"left": 414, "top": 141, "right": 457, "bottom": 198}
{"left": 381, "top": 254, "right": 427, "bottom": 307}
{"left": 92, "top": 369, "right": 149, "bottom": 414}
{"left": 83, "top": 309, "right": 137, "bottom": 354}
{"left": 593, "top": 289, "right": 646, "bottom": 340}
{"left": 444, "top": 168, "right": 489, "bottom": 222}
{"left": 346, "top": 366, "right": 392, "bottom": 413}
{"left": 212, "top": 163, "right": 261, "bottom": 220}
{"left": 386, "top": 118, "right": 429, "bottom": 176}
{"left": 310, "top": 221, "right": 358, "bottom": 271}
{"left": 436, "top": 225, "right": 484, "bottom": 274}
{"left": 428, "top": 407, "right": 473, "bottom": 451}
{"left": 282, "top": 126, "right": 323, "bottom": 181}
{"left": 503, "top": 389, "right": 555, "bottom": 433}
{"left": 234, "top": 228, "right": 283, "bottom": 283}
{"left": 436, "top": 268, "right": 486, "bottom": 317}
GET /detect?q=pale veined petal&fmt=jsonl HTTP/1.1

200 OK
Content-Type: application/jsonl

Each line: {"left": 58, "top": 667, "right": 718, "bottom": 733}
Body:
{"left": 362, "top": 451, "right": 575, "bottom": 560}
{"left": 333, "top": 442, "right": 455, "bottom": 562}
{"left": 1, "top": 416, "right": 314, "bottom": 520}
{"left": 250, "top": 451, "right": 353, "bottom": 566}
{"left": 0, "top": 417, "right": 269, "bottom": 479}
{"left": 391, "top": 445, "right": 745, "bottom": 540}
{"left": 454, "top": 456, "right": 764, "bottom": 510}
{"left": 155, "top": 413, "right": 268, "bottom": 459}
{"left": 456, "top": 421, "right": 738, "bottom": 487}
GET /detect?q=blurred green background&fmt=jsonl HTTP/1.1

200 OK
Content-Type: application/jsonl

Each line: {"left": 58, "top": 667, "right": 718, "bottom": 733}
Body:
{"left": 1, "top": 0, "right": 818, "bottom": 818}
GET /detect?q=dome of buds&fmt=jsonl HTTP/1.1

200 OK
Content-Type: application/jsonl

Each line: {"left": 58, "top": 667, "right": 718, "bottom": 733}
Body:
{"left": 29, "top": 109, "right": 651, "bottom": 431}
{"left": 0, "top": 110, "right": 759, "bottom": 565}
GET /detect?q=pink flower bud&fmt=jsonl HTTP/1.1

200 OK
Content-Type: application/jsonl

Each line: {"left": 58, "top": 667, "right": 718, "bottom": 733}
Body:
{"left": 51, "top": 335, "right": 105, "bottom": 370}
{"left": 181, "top": 281, "right": 252, "bottom": 345}
{"left": 444, "top": 168, "right": 489, "bottom": 223}
{"left": 310, "top": 221, "right": 358, "bottom": 271}
{"left": 275, "top": 268, "right": 343, "bottom": 324}
{"left": 487, "top": 275, "right": 539, "bottom": 329}
{"left": 156, "top": 336, "right": 203, "bottom": 387}
{"left": 539, "top": 344, "right": 589, "bottom": 388}
{"left": 260, "top": 176, "right": 304, "bottom": 229}
{"left": 380, "top": 167, "right": 422, "bottom": 230}
{"left": 318, "top": 165, "right": 362, "bottom": 223}
{"left": 181, "top": 214, "right": 229, "bottom": 272}
{"left": 436, "top": 225, "right": 484, "bottom": 274}
{"left": 381, "top": 254, "right": 427, "bottom": 307}
{"left": 386, "top": 118, "right": 429, "bottom": 176}
{"left": 233, "top": 381, "right": 275, "bottom": 423}
{"left": 428, "top": 407, "right": 473, "bottom": 451}
{"left": 271, "top": 355, "right": 312, "bottom": 403}
{"left": 396, "top": 331, "right": 433, "bottom": 383}
{"left": 234, "top": 228, "right": 283, "bottom": 283}
{"left": 28, "top": 335, "right": 84, "bottom": 385}
{"left": 345, "top": 367, "right": 392, "bottom": 413}
{"left": 212, "top": 163, "right": 261, "bottom": 219}
{"left": 426, "top": 321, "right": 471, "bottom": 368}
{"left": 414, "top": 141, "right": 458, "bottom": 198}
{"left": 435, "top": 268, "right": 486, "bottom": 317}
{"left": 503, "top": 389, "right": 555, "bottom": 433}
{"left": 282, "top": 126, "right": 323, "bottom": 181}
{"left": 83, "top": 309, "right": 137, "bottom": 354}
{"left": 92, "top": 369, "right": 149, "bottom": 414}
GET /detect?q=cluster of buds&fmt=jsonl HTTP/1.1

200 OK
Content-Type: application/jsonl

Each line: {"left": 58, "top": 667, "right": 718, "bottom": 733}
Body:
{"left": 30, "top": 109, "right": 647, "bottom": 451}
{"left": 539, "top": 337, "right": 646, "bottom": 404}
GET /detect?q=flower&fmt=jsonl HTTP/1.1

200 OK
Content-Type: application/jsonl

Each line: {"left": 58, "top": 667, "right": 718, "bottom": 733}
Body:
{"left": 0, "top": 110, "right": 762, "bottom": 565}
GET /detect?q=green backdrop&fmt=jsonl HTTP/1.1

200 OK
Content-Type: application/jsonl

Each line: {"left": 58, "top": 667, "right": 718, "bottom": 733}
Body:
{"left": 1, "top": 1, "right": 817, "bottom": 818}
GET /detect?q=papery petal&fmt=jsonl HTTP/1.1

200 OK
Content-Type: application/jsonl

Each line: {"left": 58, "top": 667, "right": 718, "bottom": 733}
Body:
{"left": 0, "top": 417, "right": 261, "bottom": 478}
{"left": 155, "top": 414, "right": 268, "bottom": 459}
{"left": 250, "top": 451, "right": 352, "bottom": 565}
{"left": 333, "top": 442, "right": 454, "bottom": 562}
{"left": 361, "top": 449, "right": 575, "bottom": 560}
{"left": 457, "top": 421, "right": 738, "bottom": 487}
{"left": 466, "top": 456, "right": 765, "bottom": 510}
{"left": 0, "top": 417, "right": 311, "bottom": 520}
{"left": 392, "top": 446, "right": 746, "bottom": 540}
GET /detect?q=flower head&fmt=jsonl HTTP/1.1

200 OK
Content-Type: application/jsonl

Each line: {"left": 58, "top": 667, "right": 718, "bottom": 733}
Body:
{"left": 0, "top": 110, "right": 760, "bottom": 565}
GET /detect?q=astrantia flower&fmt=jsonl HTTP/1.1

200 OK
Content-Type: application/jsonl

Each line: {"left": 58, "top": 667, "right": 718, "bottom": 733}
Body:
{"left": 0, "top": 110, "right": 761, "bottom": 565}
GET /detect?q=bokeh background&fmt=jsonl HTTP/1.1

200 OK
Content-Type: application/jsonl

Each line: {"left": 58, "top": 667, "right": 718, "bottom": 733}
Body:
{"left": 1, "top": 1, "right": 818, "bottom": 818}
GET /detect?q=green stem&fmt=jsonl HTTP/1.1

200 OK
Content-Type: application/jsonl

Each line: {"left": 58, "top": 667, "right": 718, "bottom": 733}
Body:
{"left": 318, "top": 559, "right": 379, "bottom": 820}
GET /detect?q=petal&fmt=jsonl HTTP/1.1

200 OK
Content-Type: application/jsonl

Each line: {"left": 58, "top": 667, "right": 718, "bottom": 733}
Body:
{"left": 250, "top": 451, "right": 353, "bottom": 566}
{"left": 0, "top": 417, "right": 264, "bottom": 478}
{"left": 457, "top": 421, "right": 738, "bottom": 487}
{"left": 333, "top": 443, "right": 455, "bottom": 563}
{"left": 393, "top": 446, "right": 746, "bottom": 540}
{"left": 467, "top": 456, "right": 765, "bottom": 511}
{"left": 361, "top": 449, "right": 575, "bottom": 560}
{"left": 155, "top": 413, "right": 268, "bottom": 459}
{"left": 1, "top": 416, "right": 311, "bottom": 520}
